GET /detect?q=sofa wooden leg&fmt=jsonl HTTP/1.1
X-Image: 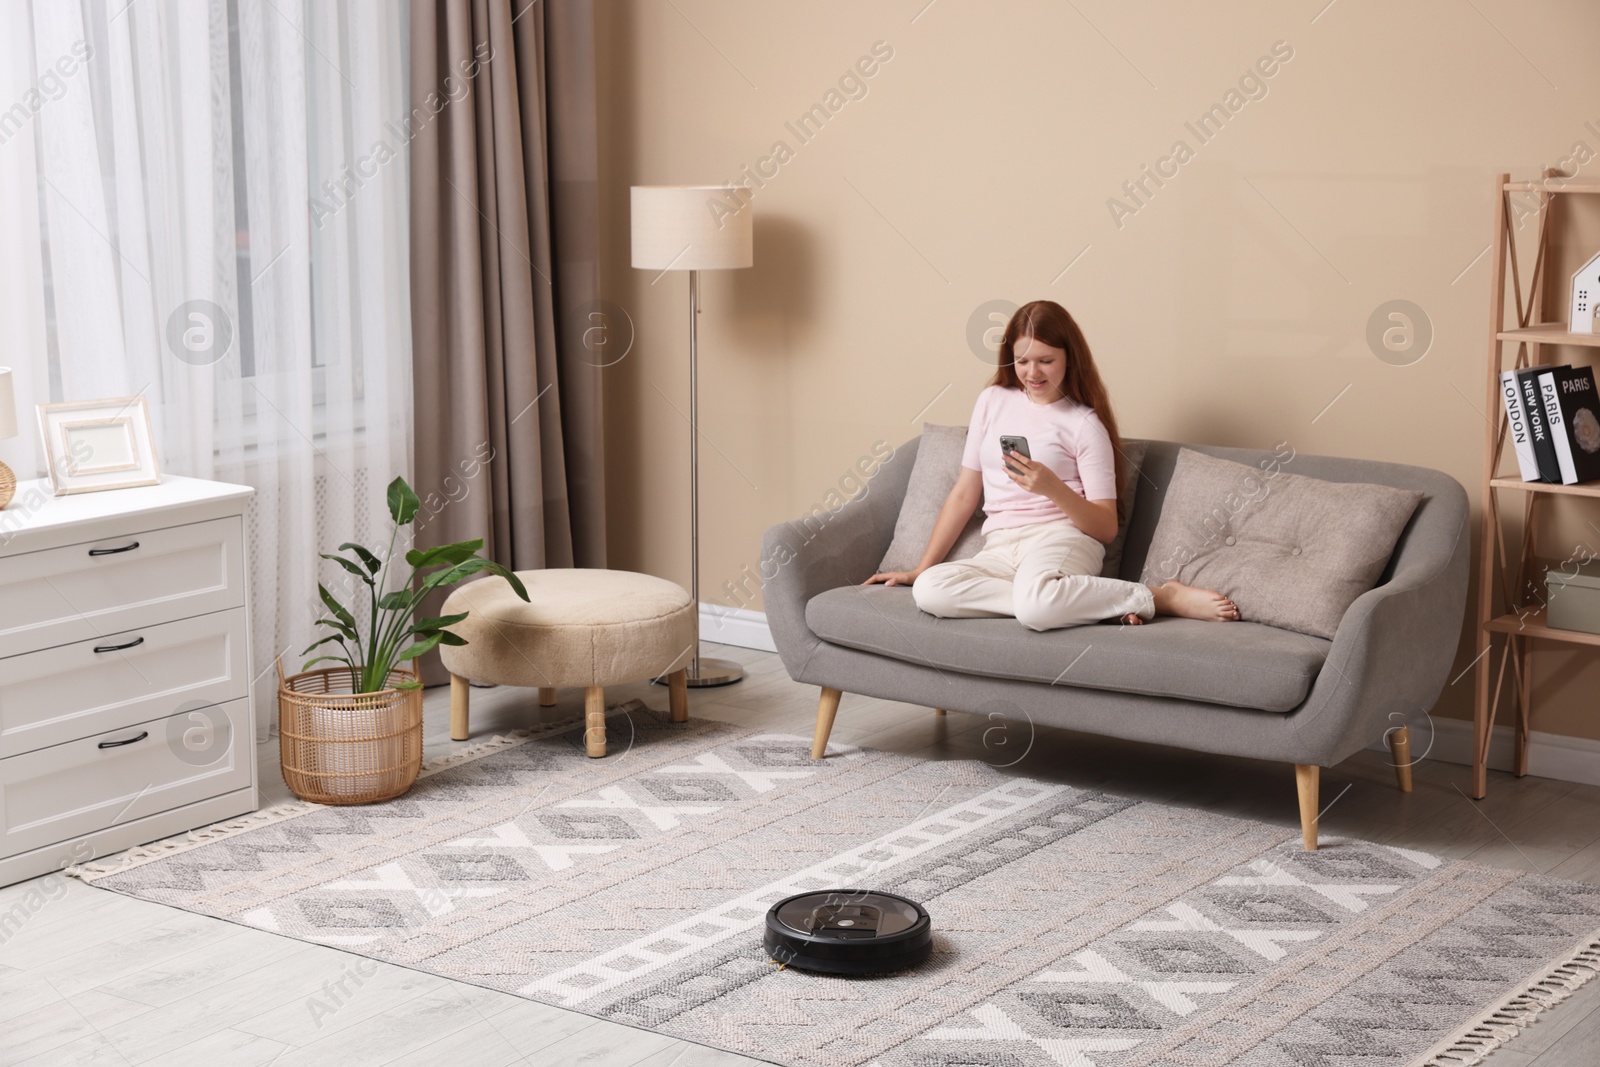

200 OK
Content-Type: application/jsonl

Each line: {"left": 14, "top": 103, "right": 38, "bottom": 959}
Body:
{"left": 1295, "top": 764, "right": 1319, "bottom": 851}
{"left": 585, "top": 686, "right": 607, "bottom": 757}
{"left": 812, "top": 687, "right": 843, "bottom": 759}
{"left": 668, "top": 669, "right": 688, "bottom": 723}
{"left": 450, "top": 674, "right": 470, "bottom": 741}
{"left": 934, "top": 708, "right": 947, "bottom": 716}
{"left": 538, "top": 687, "right": 557, "bottom": 707}
{"left": 1387, "top": 725, "right": 1414, "bottom": 793}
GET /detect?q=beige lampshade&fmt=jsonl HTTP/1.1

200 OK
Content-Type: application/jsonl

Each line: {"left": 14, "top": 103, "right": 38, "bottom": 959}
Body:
{"left": 631, "top": 186, "right": 753, "bottom": 271}
{"left": 0, "top": 368, "right": 16, "bottom": 440}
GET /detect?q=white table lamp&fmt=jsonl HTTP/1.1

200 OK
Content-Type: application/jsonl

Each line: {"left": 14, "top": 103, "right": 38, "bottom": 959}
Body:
{"left": 631, "top": 186, "right": 753, "bottom": 687}
{"left": 0, "top": 368, "right": 17, "bottom": 508}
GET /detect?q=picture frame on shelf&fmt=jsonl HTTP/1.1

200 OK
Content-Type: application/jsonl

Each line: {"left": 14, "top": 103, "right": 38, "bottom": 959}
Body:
{"left": 37, "top": 396, "right": 162, "bottom": 495}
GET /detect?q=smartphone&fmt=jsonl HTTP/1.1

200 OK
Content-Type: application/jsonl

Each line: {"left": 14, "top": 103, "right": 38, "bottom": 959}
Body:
{"left": 999, "top": 435, "right": 1030, "bottom": 475}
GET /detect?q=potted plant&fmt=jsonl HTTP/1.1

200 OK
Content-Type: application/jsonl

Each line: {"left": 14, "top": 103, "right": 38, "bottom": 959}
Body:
{"left": 277, "top": 476, "right": 529, "bottom": 803}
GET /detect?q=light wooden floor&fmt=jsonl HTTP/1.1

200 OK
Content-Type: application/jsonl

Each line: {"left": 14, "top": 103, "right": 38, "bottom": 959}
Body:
{"left": 3, "top": 641, "right": 1598, "bottom": 1066}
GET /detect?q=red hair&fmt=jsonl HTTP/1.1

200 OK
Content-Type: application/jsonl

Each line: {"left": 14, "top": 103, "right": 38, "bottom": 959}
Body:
{"left": 990, "top": 300, "right": 1126, "bottom": 500}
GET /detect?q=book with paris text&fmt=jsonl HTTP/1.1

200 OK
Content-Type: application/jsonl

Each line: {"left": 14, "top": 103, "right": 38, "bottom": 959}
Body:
{"left": 1549, "top": 364, "right": 1600, "bottom": 484}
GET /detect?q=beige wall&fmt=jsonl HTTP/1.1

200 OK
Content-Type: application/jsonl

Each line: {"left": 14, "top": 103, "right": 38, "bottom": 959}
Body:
{"left": 595, "top": 1, "right": 1600, "bottom": 739}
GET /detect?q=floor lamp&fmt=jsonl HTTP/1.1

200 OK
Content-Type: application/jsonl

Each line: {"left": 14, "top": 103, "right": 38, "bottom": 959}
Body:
{"left": 631, "top": 185, "right": 752, "bottom": 687}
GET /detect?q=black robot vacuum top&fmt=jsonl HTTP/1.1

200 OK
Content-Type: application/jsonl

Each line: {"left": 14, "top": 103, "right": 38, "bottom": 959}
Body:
{"left": 764, "top": 889, "right": 932, "bottom": 974}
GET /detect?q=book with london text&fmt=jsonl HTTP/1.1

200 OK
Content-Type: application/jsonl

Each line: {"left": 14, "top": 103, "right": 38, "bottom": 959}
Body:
{"left": 1538, "top": 368, "right": 1577, "bottom": 483}
{"left": 1552, "top": 364, "right": 1600, "bottom": 484}
{"left": 1516, "top": 366, "right": 1567, "bottom": 483}
{"left": 1500, "top": 369, "right": 1541, "bottom": 481}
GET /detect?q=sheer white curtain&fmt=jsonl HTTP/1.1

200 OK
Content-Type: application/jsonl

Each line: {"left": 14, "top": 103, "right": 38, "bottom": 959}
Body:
{"left": 1, "top": 0, "right": 412, "bottom": 735}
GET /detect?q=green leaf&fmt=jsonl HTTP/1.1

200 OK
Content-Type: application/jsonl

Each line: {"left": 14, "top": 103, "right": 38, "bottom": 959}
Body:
{"left": 422, "top": 557, "right": 495, "bottom": 590}
{"left": 321, "top": 553, "right": 375, "bottom": 585}
{"left": 480, "top": 562, "right": 530, "bottom": 601}
{"left": 413, "top": 612, "right": 469, "bottom": 632}
{"left": 301, "top": 634, "right": 345, "bottom": 655}
{"left": 314, "top": 615, "right": 358, "bottom": 640}
{"left": 404, "top": 540, "right": 482, "bottom": 569}
{"left": 394, "top": 632, "right": 444, "bottom": 661}
{"left": 377, "top": 589, "right": 411, "bottom": 611}
{"left": 303, "top": 654, "right": 353, "bottom": 670}
{"left": 387, "top": 477, "right": 421, "bottom": 526}
{"left": 318, "top": 584, "right": 359, "bottom": 635}
{"left": 417, "top": 560, "right": 482, "bottom": 592}
{"left": 452, "top": 559, "right": 529, "bottom": 601}
{"left": 437, "top": 630, "right": 467, "bottom": 646}
{"left": 338, "top": 542, "right": 383, "bottom": 574}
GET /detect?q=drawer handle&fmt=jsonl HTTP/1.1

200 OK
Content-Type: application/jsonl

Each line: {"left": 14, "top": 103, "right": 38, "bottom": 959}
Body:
{"left": 93, "top": 636, "right": 145, "bottom": 653}
{"left": 97, "top": 731, "right": 148, "bottom": 750}
{"left": 88, "top": 541, "right": 141, "bottom": 556}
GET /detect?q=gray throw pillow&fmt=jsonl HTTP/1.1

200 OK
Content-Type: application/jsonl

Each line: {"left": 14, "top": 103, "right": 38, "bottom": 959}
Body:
{"left": 1139, "top": 448, "right": 1424, "bottom": 639}
{"left": 876, "top": 425, "right": 1148, "bottom": 579}
{"left": 1101, "top": 439, "right": 1148, "bottom": 580}
{"left": 876, "top": 424, "right": 984, "bottom": 574}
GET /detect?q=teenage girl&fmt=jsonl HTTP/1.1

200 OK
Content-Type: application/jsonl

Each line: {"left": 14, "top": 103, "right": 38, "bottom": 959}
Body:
{"left": 864, "top": 300, "right": 1240, "bottom": 629}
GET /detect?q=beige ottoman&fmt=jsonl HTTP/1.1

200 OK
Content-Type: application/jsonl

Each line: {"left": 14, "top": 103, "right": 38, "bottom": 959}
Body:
{"left": 439, "top": 568, "right": 695, "bottom": 756}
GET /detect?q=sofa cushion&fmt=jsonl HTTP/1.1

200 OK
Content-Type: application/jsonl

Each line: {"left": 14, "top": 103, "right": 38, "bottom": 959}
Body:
{"left": 805, "top": 584, "right": 1330, "bottom": 713}
{"left": 1139, "top": 449, "right": 1424, "bottom": 639}
{"left": 876, "top": 424, "right": 984, "bottom": 574}
{"left": 1101, "top": 439, "right": 1147, "bottom": 580}
{"left": 877, "top": 424, "right": 1148, "bottom": 580}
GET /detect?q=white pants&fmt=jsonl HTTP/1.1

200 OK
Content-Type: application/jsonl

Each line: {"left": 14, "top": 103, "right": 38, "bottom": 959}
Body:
{"left": 912, "top": 519, "right": 1156, "bottom": 631}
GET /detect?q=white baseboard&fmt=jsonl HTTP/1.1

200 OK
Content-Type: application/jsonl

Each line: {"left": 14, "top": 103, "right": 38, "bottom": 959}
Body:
{"left": 699, "top": 603, "right": 776, "bottom": 653}
{"left": 1367, "top": 714, "right": 1600, "bottom": 788}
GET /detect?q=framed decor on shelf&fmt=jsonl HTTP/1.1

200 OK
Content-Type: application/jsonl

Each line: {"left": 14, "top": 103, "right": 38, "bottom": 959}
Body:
{"left": 37, "top": 396, "right": 162, "bottom": 495}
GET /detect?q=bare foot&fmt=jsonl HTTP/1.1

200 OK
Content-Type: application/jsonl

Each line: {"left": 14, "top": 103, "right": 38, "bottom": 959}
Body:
{"left": 1121, "top": 612, "right": 1145, "bottom": 625}
{"left": 1151, "top": 581, "right": 1240, "bottom": 622}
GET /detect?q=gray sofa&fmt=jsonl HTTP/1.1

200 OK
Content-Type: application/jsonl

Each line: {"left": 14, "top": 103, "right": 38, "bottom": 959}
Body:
{"left": 760, "top": 436, "right": 1470, "bottom": 849}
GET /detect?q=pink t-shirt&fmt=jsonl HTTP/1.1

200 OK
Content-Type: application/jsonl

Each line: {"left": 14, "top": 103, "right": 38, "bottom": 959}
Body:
{"left": 960, "top": 385, "right": 1118, "bottom": 534}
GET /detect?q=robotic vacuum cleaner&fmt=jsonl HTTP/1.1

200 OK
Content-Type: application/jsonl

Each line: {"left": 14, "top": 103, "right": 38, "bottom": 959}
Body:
{"left": 763, "top": 889, "right": 932, "bottom": 974}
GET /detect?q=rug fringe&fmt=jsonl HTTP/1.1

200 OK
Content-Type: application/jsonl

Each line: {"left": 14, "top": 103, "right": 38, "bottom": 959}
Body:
{"left": 1408, "top": 927, "right": 1600, "bottom": 1067}
{"left": 63, "top": 800, "right": 323, "bottom": 880}
{"left": 66, "top": 698, "right": 653, "bottom": 883}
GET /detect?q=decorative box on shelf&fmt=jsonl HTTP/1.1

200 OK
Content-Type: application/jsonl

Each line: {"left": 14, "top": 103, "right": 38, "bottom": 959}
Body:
{"left": 0, "top": 476, "right": 258, "bottom": 887}
{"left": 1547, "top": 561, "right": 1600, "bottom": 636}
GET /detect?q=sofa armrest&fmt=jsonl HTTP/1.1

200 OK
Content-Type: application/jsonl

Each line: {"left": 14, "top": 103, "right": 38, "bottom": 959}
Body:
{"left": 1293, "top": 481, "right": 1472, "bottom": 763}
{"left": 761, "top": 437, "right": 920, "bottom": 679}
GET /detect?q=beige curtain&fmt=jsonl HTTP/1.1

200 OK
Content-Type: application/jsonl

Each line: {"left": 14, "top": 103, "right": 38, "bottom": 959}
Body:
{"left": 410, "top": 0, "right": 605, "bottom": 681}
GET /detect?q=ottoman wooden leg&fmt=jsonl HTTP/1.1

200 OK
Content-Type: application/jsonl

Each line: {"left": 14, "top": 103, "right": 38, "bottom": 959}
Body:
{"left": 585, "top": 686, "right": 606, "bottom": 757}
{"left": 538, "top": 687, "right": 557, "bottom": 707}
{"left": 668, "top": 669, "right": 688, "bottom": 723}
{"left": 450, "top": 674, "right": 470, "bottom": 741}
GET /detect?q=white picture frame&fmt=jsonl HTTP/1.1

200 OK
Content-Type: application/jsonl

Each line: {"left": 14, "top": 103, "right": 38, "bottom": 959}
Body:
{"left": 37, "top": 396, "right": 162, "bottom": 495}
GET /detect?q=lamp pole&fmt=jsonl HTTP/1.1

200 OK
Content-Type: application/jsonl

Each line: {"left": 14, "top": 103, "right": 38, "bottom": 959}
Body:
{"left": 680, "top": 268, "right": 742, "bottom": 687}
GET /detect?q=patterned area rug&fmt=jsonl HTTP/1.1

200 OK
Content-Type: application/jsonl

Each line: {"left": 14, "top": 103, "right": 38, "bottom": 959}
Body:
{"left": 72, "top": 703, "right": 1600, "bottom": 1067}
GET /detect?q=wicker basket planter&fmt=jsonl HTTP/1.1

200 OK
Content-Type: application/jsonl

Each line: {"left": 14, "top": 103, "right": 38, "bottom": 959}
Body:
{"left": 277, "top": 664, "right": 423, "bottom": 804}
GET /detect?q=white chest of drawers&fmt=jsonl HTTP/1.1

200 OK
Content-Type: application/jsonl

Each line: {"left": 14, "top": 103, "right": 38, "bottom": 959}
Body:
{"left": 0, "top": 476, "right": 258, "bottom": 886}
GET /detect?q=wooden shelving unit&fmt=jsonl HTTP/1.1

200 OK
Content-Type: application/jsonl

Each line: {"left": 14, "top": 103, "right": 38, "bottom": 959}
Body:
{"left": 1497, "top": 324, "right": 1600, "bottom": 347}
{"left": 1473, "top": 171, "right": 1600, "bottom": 797}
{"left": 1483, "top": 608, "right": 1600, "bottom": 649}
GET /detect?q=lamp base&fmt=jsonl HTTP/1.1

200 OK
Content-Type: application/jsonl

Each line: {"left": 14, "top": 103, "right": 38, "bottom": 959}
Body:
{"left": 654, "top": 656, "right": 744, "bottom": 688}
{"left": 0, "top": 460, "right": 13, "bottom": 509}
